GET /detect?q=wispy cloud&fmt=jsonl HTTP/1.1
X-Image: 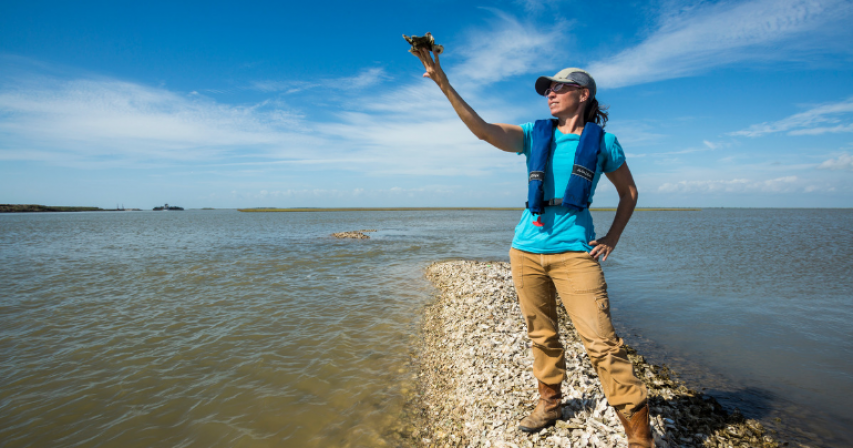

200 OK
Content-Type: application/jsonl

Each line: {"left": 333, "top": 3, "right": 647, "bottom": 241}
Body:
{"left": 226, "top": 12, "right": 567, "bottom": 178}
{"left": 250, "top": 184, "right": 461, "bottom": 200}
{"left": 0, "top": 77, "right": 319, "bottom": 166}
{"left": 344, "top": 67, "right": 389, "bottom": 89}
{"left": 658, "top": 175, "right": 801, "bottom": 193}
{"left": 605, "top": 120, "right": 667, "bottom": 147}
{"left": 251, "top": 80, "right": 317, "bottom": 94}
{"left": 703, "top": 140, "right": 731, "bottom": 150}
{"left": 625, "top": 144, "right": 713, "bottom": 159}
{"left": 656, "top": 147, "right": 708, "bottom": 156}
{"left": 790, "top": 123, "right": 853, "bottom": 135}
{"left": 818, "top": 153, "right": 853, "bottom": 171}
{"left": 588, "top": 0, "right": 853, "bottom": 88}
{"left": 305, "top": 11, "right": 570, "bottom": 176}
{"left": 0, "top": 11, "right": 558, "bottom": 178}
{"left": 730, "top": 96, "right": 853, "bottom": 137}
{"left": 512, "top": 0, "right": 565, "bottom": 14}
{"left": 251, "top": 67, "right": 389, "bottom": 94}
{"left": 453, "top": 9, "right": 568, "bottom": 85}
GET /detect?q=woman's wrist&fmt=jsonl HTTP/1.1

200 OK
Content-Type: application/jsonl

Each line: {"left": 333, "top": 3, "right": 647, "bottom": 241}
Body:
{"left": 605, "top": 230, "right": 622, "bottom": 244}
{"left": 437, "top": 75, "right": 450, "bottom": 92}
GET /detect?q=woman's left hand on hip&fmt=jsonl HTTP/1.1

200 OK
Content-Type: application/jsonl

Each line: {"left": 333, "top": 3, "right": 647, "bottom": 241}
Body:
{"left": 589, "top": 234, "right": 618, "bottom": 262}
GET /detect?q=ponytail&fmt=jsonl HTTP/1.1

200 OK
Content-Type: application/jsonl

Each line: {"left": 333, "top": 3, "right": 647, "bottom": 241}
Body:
{"left": 584, "top": 98, "right": 609, "bottom": 128}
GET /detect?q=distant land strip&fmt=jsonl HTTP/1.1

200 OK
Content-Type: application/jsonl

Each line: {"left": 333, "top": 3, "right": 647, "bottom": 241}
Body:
{"left": 238, "top": 207, "right": 701, "bottom": 212}
{"left": 1, "top": 204, "right": 105, "bottom": 213}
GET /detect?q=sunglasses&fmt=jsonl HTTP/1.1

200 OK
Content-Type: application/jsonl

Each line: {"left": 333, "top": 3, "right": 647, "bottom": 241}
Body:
{"left": 544, "top": 83, "right": 582, "bottom": 96}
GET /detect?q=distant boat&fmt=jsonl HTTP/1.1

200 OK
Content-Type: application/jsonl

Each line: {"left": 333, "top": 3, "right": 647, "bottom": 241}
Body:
{"left": 153, "top": 203, "right": 184, "bottom": 211}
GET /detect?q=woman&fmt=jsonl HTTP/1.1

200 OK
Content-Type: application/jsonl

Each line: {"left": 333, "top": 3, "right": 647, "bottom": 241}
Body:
{"left": 412, "top": 47, "right": 653, "bottom": 448}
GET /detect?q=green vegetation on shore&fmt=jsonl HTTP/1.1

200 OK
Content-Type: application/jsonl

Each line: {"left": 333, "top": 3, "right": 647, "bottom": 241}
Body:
{"left": 238, "top": 207, "right": 701, "bottom": 212}
{"left": 0, "top": 204, "right": 105, "bottom": 213}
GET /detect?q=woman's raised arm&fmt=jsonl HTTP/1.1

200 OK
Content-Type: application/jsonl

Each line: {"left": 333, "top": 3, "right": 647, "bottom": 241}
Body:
{"left": 413, "top": 48, "right": 523, "bottom": 153}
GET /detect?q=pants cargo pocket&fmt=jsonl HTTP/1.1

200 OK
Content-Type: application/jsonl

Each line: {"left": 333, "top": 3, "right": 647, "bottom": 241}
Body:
{"left": 594, "top": 293, "right": 618, "bottom": 340}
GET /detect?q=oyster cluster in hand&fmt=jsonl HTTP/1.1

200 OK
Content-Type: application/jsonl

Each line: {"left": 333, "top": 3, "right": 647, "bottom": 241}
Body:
{"left": 403, "top": 32, "right": 444, "bottom": 55}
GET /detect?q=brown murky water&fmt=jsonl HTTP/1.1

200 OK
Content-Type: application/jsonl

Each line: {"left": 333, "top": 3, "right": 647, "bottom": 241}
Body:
{"left": 1, "top": 209, "right": 851, "bottom": 447}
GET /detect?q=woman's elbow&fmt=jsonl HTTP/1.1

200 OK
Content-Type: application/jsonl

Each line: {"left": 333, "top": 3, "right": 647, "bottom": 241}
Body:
{"left": 474, "top": 128, "right": 494, "bottom": 143}
{"left": 621, "top": 185, "right": 638, "bottom": 203}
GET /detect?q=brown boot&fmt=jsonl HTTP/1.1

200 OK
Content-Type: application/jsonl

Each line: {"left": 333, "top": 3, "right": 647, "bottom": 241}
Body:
{"left": 519, "top": 382, "right": 562, "bottom": 433}
{"left": 616, "top": 404, "right": 654, "bottom": 448}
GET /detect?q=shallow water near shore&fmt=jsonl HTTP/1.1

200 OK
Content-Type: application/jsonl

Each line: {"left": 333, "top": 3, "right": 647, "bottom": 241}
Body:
{"left": 1, "top": 209, "right": 851, "bottom": 447}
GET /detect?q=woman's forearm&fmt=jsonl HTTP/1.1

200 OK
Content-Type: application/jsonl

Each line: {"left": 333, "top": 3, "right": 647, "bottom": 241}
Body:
{"left": 439, "top": 82, "right": 490, "bottom": 139}
{"left": 607, "top": 187, "right": 638, "bottom": 241}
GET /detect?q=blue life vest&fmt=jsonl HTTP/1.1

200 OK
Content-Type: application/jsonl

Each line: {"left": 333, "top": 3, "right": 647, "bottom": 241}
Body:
{"left": 527, "top": 120, "right": 604, "bottom": 215}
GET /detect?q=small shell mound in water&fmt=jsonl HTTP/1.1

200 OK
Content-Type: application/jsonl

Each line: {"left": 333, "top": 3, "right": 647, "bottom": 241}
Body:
{"left": 403, "top": 32, "right": 444, "bottom": 55}
{"left": 331, "top": 229, "right": 377, "bottom": 239}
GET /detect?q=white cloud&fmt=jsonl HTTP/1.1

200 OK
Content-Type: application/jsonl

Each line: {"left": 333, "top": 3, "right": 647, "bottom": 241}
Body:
{"left": 789, "top": 123, "right": 853, "bottom": 136}
{"left": 251, "top": 67, "right": 389, "bottom": 93}
{"left": 730, "top": 96, "right": 853, "bottom": 137}
{"left": 248, "top": 184, "right": 462, "bottom": 200}
{"left": 654, "top": 147, "right": 707, "bottom": 156}
{"left": 453, "top": 10, "right": 567, "bottom": 86}
{"left": 0, "top": 78, "right": 319, "bottom": 166}
{"left": 513, "top": 0, "right": 565, "bottom": 14}
{"left": 604, "top": 120, "right": 667, "bottom": 147}
{"left": 804, "top": 184, "right": 837, "bottom": 192}
{"left": 344, "top": 67, "right": 389, "bottom": 89}
{"left": 657, "top": 176, "right": 800, "bottom": 193}
{"left": 588, "top": 0, "right": 853, "bottom": 89}
{"left": 818, "top": 153, "right": 853, "bottom": 171}
{"left": 623, "top": 146, "right": 707, "bottom": 158}
{"left": 703, "top": 140, "right": 732, "bottom": 150}
{"left": 302, "top": 11, "right": 569, "bottom": 176}
{"left": 251, "top": 80, "right": 316, "bottom": 94}
{"left": 0, "top": 11, "right": 555, "bottom": 178}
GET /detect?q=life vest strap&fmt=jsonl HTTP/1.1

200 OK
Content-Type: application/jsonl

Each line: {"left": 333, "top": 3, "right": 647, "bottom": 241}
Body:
{"left": 525, "top": 198, "right": 563, "bottom": 208}
{"left": 526, "top": 119, "right": 602, "bottom": 216}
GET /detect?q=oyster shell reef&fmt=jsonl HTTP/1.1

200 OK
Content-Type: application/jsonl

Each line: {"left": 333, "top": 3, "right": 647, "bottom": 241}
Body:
{"left": 406, "top": 261, "right": 784, "bottom": 448}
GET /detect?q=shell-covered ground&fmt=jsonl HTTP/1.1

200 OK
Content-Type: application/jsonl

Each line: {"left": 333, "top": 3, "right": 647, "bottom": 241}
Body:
{"left": 395, "top": 261, "right": 787, "bottom": 448}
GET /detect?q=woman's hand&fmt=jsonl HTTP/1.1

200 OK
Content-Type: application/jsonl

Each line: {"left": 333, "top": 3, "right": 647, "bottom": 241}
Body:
{"left": 413, "top": 47, "right": 448, "bottom": 90}
{"left": 589, "top": 234, "right": 618, "bottom": 262}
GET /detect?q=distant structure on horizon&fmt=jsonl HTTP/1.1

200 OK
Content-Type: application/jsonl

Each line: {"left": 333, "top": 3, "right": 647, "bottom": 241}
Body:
{"left": 153, "top": 203, "right": 184, "bottom": 211}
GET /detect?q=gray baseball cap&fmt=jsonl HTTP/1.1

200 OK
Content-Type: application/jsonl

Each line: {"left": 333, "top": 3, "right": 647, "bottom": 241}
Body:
{"left": 535, "top": 68, "right": 596, "bottom": 99}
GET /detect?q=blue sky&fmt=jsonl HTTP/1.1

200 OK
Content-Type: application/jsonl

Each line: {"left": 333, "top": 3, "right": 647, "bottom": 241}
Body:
{"left": 1, "top": 0, "right": 852, "bottom": 208}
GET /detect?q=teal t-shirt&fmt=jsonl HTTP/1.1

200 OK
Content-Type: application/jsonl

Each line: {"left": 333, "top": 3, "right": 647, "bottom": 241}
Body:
{"left": 511, "top": 122, "right": 626, "bottom": 254}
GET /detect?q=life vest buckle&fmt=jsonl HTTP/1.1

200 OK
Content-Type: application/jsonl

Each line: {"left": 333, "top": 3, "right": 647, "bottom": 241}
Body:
{"left": 532, "top": 215, "right": 544, "bottom": 227}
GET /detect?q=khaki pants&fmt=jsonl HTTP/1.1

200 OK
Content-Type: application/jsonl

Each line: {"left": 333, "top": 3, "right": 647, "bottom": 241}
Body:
{"left": 509, "top": 248, "right": 647, "bottom": 415}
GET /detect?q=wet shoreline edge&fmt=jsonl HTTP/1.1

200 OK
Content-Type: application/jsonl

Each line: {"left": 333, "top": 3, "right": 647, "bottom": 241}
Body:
{"left": 403, "top": 260, "right": 784, "bottom": 448}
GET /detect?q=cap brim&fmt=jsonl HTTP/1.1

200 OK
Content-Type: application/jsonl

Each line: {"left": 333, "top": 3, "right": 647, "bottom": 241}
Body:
{"left": 535, "top": 77, "right": 555, "bottom": 96}
{"left": 534, "top": 76, "right": 580, "bottom": 96}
